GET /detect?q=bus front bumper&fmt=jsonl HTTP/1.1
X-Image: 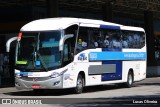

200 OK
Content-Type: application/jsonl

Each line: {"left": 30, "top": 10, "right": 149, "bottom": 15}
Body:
{"left": 15, "top": 76, "right": 63, "bottom": 90}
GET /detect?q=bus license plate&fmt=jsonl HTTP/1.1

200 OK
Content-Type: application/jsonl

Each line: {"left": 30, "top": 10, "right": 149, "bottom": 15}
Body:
{"left": 32, "top": 85, "right": 40, "bottom": 89}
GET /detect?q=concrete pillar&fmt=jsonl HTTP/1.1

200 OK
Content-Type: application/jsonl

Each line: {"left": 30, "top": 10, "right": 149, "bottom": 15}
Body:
{"left": 0, "top": 36, "right": 5, "bottom": 53}
{"left": 102, "top": 2, "right": 113, "bottom": 22}
{"left": 47, "top": 0, "right": 59, "bottom": 18}
{"left": 144, "top": 11, "right": 156, "bottom": 66}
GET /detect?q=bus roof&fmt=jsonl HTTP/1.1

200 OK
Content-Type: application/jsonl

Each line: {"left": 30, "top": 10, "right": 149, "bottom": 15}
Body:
{"left": 20, "top": 17, "right": 122, "bottom": 31}
{"left": 20, "top": 18, "right": 78, "bottom": 31}
{"left": 120, "top": 26, "right": 145, "bottom": 32}
{"left": 20, "top": 17, "right": 144, "bottom": 32}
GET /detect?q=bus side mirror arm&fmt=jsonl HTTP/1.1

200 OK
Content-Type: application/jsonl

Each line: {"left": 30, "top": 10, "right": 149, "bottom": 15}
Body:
{"left": 6, "top": 37, "right": 18, "bottom": 52}
{"left": 59, "top": 34, "right": 74, "bottom": 51}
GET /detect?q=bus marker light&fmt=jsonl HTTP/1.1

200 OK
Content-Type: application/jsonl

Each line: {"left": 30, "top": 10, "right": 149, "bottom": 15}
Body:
{"left": 18, "top": 32, "right": 22, "bottom": 41}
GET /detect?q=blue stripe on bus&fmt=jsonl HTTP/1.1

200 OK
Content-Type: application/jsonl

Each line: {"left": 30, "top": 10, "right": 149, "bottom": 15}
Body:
{"left": 102, "top": 61, "right": 122, "bottom": 81}
{"left": 17, "top": 71, "right": 33, "bottom": 77}
{"left": 100, "top": 25, "right": 120, "bottom": 29}
{"left": 89, "top": 52, "right": 146, "bottom": 61}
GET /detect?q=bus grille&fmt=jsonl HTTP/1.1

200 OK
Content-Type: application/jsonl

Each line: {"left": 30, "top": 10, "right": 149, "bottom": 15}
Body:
{"left": 20, "top": 77, "right": 51, "bottom": 81}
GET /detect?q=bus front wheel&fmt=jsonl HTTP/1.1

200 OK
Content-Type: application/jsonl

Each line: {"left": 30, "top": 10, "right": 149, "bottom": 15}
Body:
{"left": 74, "top": 74, "right": 84, "bottom": 94}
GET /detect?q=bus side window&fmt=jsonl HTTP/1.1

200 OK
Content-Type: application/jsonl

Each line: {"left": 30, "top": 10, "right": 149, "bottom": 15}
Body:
{"left": 63, "top": 44, "right": 69, "bottom": 62}
{"left": 76, "top": 27, "right": 88, "bottom": 53}
{"left": 140, "top": 33, "right": 145, "bottom": 48}
{"left": 122, "top": 31, "right": 129, "bottom": 48}
{"left": 122, "top": 31, "right": 145, "bottom": 49}
{"left": 65, "top": 25, "right": 78, "bottom": 55}
{"left": 88, "top": 28, "right": 99, "bottom": 49}
{"left": 102, "top": 29, "right": 122, "bottom": 49}
{"left": 63, "top": 41, "right": 73, "bottom": 66}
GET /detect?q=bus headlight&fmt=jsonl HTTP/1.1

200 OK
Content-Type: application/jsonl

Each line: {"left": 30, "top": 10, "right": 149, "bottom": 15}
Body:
{"left": 50, "top": 72, "right": 60, "bottom": 78}
{"left": 15, "top": 70, "right": 21, "bottom": 78}
{"left": 15, "top": 74, "right": 22, "bottom": 78}
{"left": 50, "top": 69, "right": 68, "bottom": 78}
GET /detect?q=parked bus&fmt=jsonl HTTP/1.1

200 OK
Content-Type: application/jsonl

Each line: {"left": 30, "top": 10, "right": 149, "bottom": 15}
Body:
{"left": 12, "top": 18, "right": 146, "bottom": 94}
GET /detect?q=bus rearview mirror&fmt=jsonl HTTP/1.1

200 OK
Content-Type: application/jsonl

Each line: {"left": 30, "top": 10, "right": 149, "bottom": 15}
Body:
{"left": 6, "top": 37, "right": 18, "bottom": 52}
{"left": 59, "top": 34, "right": 74, "bottom": 51}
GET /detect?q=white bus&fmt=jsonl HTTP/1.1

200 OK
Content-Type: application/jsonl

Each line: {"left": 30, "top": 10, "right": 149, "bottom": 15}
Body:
{"left": 13, "top": 18, "right": 146, "bottom": 94}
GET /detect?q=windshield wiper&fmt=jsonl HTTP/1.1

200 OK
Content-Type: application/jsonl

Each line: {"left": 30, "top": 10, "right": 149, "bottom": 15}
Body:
{"left": 35, "top": 33, "right": 48, "bottom": 72}
{"left": 33, "top": 43, "right": 36, "bottom": 68}
{"left": 33, "top": 33, "right": 48, "bottom": 72}
{"left": 23, "top": 35, "right": 48, "bottom": 71}
{"left": 37, "top": 52, "right": 48, "bottom": 72}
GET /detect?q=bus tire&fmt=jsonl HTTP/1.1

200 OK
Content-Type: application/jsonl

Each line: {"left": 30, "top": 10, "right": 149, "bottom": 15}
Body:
{"left": 74, "top": 74, "right": 84, "bottom": 94}
{"left": 125, "top": 71, "right": 133, "bottom": 88}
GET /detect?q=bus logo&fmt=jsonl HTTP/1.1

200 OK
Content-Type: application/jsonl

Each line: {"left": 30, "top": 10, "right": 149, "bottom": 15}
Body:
{"left": 33, "top": 78, "right": 37, "bottom": 82}
{"left": 78, "top": 53, "right": 87, "bottom": 61}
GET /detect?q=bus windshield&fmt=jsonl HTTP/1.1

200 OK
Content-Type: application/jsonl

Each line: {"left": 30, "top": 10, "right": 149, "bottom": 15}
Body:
{"left": 15, "top": 31, "right": 62, "bottom": 71}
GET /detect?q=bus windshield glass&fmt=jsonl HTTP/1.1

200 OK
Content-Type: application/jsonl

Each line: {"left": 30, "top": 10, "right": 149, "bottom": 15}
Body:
{"left": 15, "top": 31, "right": 62, "bottom": 71}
